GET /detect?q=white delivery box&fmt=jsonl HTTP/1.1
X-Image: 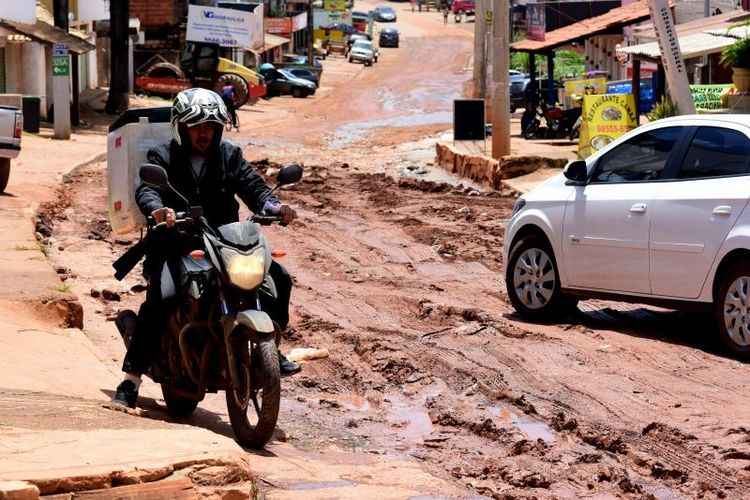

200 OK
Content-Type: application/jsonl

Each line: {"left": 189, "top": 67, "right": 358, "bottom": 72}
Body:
{"left": 107, "top": 107, "right": 173, "bottom": 235}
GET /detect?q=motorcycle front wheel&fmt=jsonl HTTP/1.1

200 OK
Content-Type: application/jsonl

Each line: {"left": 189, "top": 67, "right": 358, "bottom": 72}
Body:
{"left": 226, "top": 338, "right": 281, "bottom": 449}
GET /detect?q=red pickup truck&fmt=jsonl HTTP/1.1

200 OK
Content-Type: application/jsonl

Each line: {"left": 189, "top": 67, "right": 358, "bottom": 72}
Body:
{"left": 452, "top": 0, "right": 475, "bottom": 15}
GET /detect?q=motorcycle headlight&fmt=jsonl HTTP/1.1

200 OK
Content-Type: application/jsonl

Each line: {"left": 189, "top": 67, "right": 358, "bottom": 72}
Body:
{"left": 221, "top": 247, "right": 265, "bottom": 291}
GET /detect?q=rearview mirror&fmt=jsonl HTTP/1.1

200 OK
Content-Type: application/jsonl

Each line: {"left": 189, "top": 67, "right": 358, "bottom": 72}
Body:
{"left": 140, "top": 163, "right": 169, "bottom": 188}
{"left": 564, "top": 160, "right": 588, "bottom": 185}
{"left": 277, "top": 164, "right": 304, "bottom": 187}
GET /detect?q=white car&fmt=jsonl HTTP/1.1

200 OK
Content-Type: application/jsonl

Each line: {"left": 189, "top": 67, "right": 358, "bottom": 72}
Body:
{"left": 504, "top": 115, "right": 750, "bottom": 357}
{"left": 0, "top": 105, "right": 22, "bottom": 194}
{"left": 349, "top": 43, "right": 374, "bottom": 66}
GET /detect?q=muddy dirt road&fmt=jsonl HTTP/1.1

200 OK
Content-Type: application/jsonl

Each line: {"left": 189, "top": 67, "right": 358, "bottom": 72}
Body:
{"left": 30, "top": 2, "right": 750, "bottom": 499}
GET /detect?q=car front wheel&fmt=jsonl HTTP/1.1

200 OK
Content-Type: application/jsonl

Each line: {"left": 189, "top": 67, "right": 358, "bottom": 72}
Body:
{"left": 505, "top": 235, "right": 577, "bottom": 321}
{"left": 715, "top": 261, "right": 750, "bottom": 359}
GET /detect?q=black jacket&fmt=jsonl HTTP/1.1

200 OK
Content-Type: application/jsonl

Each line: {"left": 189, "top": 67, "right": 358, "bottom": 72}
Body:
{"left": 136, "top": 139, "right": 277, "bottom": 227}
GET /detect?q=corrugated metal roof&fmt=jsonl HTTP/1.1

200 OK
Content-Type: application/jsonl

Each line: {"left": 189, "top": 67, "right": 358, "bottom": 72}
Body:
{"left": 511, "top": 1, "right": 653, "bottom": 52}
{"left": 617, "top": 32, "right": 736, "bottom": 60}
{"left": 706, "top": 24, "right": 750, "bottom": 39}
{"left": 630, "top": 9, "right": 750, "bottom": 40}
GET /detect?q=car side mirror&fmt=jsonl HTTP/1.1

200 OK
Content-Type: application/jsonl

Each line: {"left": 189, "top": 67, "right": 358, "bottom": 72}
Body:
{"left": 564, "top": 160, "right": 588, "bottom": 186}
{"left": 277, "top": 164, "right": 304, "bottom": 186}
{"left": 140, "top": 163, "right": 169, "bottom": 188}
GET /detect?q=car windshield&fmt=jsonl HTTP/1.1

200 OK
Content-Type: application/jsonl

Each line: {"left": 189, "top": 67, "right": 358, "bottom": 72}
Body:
{"left": 354, "top": 40, "right": 373, "bottom": 50}
{"left": 377, "top": 6, "right": 394, "bottom": 13}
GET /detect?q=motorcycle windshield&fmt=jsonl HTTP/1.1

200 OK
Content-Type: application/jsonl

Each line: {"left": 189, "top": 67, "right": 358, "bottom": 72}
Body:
{"left": 217, "top": 221, "right": 260, "bottom": 249}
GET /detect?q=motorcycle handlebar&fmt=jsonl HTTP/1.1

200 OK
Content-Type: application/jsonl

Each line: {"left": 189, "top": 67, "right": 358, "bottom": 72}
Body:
{"left": 147, "top": 211, "right": 192, "bottom": 230}
{"left": 251, "top": 214, "right": 285, "bottom": 226}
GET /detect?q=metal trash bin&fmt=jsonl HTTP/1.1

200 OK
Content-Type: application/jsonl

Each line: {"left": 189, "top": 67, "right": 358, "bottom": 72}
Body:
{"left": 22, "top": 96, "right": 40, "bottom": 133}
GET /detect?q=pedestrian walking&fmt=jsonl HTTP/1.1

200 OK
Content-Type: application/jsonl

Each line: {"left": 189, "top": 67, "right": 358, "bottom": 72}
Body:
{"left": 443, "top": 8, "right": 449, "bottom": 24}
{"left": 221, "top": 83, "right": 239, "bottom": 131}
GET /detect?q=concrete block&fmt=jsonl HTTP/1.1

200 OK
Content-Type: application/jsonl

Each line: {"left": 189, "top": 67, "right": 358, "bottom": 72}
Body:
{"left": 0, "top": 481, "right": 40, "bottom": 500}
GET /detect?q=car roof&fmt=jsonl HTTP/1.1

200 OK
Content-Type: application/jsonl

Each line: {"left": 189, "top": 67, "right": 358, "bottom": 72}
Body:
{"left": 647, "top": 114, "right": 750, "bottom": 128}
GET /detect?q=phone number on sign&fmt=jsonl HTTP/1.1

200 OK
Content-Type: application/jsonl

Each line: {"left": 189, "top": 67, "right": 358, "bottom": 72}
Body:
{"left": 594, "top": 124, "right": 630, "bottom": 134}
{"left": 204, "top": 37, "right": 238, "bottom": 46}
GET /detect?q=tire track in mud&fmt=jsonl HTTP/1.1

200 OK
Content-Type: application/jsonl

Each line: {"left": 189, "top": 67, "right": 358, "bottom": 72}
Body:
{"left": 282, "top": 169, "right": 744, "bottom": 496}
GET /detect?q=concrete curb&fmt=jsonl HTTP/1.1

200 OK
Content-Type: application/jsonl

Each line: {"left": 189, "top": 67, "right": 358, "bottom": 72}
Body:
{"left": 435, "top": 142, "right": 567, "bottom": 191}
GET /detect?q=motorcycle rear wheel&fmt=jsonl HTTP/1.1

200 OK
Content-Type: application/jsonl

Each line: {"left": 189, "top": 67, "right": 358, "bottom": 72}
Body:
{"left": 161, "top": 384, "right": 199, "bottom": 417}
{"left": 226, "top": 338, "right": 280, "bottom": 449}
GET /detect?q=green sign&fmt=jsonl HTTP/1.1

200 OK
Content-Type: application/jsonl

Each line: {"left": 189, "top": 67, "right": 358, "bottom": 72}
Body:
{"left": 52, "top": 55, "right": 70, "bottom": 77}
{"left": 690, "top": 84, "right": 731, "bottom": 111}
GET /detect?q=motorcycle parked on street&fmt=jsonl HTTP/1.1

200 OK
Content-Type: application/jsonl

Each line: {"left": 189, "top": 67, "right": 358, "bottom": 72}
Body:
{"left": 113, "top": 163, "right": 303, "bottom": 449}
{"left": 521, "top": 100, "right": 582, "bottom": 140}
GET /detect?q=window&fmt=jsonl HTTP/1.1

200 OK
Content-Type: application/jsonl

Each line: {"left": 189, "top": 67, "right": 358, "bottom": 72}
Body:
{"left": 591, "top": 127, "right": 682, "bottom": 183}
{"left": 679, "top": 127, "right": 750, "bottom": 179}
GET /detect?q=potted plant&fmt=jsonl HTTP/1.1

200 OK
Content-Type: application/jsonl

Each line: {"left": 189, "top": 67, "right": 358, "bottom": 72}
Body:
{"left": 721, "top": 37, "right": 750, "bottom": 92}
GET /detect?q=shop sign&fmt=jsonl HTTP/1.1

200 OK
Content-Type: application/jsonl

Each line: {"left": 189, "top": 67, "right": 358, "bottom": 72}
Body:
{"left": 325, "top": 0, "right": 348, "bottom": 11}
{"left": 292, "top": 12, "right": 308, "bottom": 32}
{"left": 187, "top": 5, "right": 255, "bottom": 48}
{"left": 52, "top": 55, "right": 70, "bottom": 77}
{"left": 690, "top": 84, "right": 731, "bottom": 111}
{"left": 579, "top": 94, "right": 638, "bottom": 158}
{"left": 527, "top": 3, "right": 545, "bottom": 42}
{"left": 266, "top": 17, "right": 293, "bottom": 36}
{"left": 647, "top": 0, "right": 695, "bottom": 114}
{"left": 563, "top": 77, "right": 608, "bottom": 99}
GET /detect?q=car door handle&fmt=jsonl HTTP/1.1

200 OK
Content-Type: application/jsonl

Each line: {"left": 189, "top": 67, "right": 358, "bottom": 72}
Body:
{"left": 713, "top": 205, "right": 732, "bottom": 216}
{"left": 630, "top": 203, "right": 647, "bottom": 214}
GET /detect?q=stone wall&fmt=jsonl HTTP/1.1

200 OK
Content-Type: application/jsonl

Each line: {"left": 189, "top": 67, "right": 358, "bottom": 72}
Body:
{"left": 435, "top": 142, "right": 568, "bottom": 191}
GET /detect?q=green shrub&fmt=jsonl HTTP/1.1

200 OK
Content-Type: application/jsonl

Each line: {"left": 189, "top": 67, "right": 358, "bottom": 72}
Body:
{"left": 647, "top": 96, "right": 679, "bottom": 121}
{"left": 721, "top": 37, "right": 750, "bottom": 69}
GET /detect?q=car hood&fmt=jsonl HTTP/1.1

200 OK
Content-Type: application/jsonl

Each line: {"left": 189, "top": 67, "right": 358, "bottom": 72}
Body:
{"left": 352, "top": 48, "right": 373, "bottom": 55}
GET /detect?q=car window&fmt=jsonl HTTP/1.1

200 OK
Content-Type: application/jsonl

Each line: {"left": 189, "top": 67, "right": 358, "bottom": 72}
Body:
{"left": 679, "top": 126, "right": 750, "bottom": 179}
{"left": 591, "top": 127, "right": 682, "bottom": 183}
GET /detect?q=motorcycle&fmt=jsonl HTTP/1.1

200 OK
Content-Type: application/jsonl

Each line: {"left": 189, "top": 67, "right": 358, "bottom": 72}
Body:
{"left": 521, "top": 100, "right": 582, "bottom": 140}
{"left": 112, "top": 162, "right": 303, "bottom": 449}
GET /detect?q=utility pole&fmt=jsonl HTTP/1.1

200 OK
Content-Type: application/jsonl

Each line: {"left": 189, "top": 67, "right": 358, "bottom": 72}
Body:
{"left": 491, "top": 0, "right": 510, "bottom": 158}
{"left": 52, "top": 0, "right": 71, "bottom": 139}
{"left": 473, "top": 0, "right": 487, "bottom": 98}
{"left": 105, "top": 0, "right": 130, "bottom": 115}
{"left": 307, "top": 0, "right": 314, "bottom": 66}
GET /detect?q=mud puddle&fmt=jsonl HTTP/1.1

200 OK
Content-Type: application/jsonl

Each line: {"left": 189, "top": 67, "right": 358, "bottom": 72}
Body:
{"left": 328, "top": 112, "right": 452, "bottom": 148}
{"left": 286, "top": 479, "right": 357, "bottom": 490}
{"left": 487, "top": 404, "right": 555, "bottom": 444}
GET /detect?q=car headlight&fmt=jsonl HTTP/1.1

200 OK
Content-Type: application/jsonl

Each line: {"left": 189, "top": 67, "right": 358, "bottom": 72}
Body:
{"left": 221, "top": 247, "right": 265, "bottom": 291}
{"left": 511, "top": 197, "right": 526, "bottom": 217}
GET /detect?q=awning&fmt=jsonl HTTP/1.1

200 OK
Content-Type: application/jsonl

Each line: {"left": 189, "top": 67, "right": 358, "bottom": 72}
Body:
{"left": 511, "top": 1, "right": 653, "bottom": 53}
{"left": 706, "top": 24, "right": 750, "bottom": 39}
{"left": 248, "top": 34, "right": 291, "bottom": 54}
{"left": 0, "top": 5, "right": 94, "bottom": 54}
{"left": 617, "top": 32, "right": 737, "bottom": 61}
{"left": 629, "top": 9, "right": 750, "bottom": 40}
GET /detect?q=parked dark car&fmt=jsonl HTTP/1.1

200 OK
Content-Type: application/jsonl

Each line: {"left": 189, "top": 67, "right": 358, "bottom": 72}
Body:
{"left": 509, "top": 70, "right": 527, "bottom": 113}
{"left": 379, "top": 27, "right": 399, "bottom": 48}
{"left": 373, "top": 5, "right": 397, "bottom": 22}
{"left": 285, "top": 67, "right": 320, "bottom": 88}
{"left": 261, "top": 67, "right": 317, "bottom": 98}
{"left": 282, "top": 54, "right": 323, "bottom": 71}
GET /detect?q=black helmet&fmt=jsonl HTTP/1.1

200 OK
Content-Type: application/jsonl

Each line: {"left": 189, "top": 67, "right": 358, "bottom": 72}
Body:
{"left": 171, "top": 88, "right": 229, "bottom": 149}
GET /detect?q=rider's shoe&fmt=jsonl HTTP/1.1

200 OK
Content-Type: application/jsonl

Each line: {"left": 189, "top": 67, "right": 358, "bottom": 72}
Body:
{"left": 279, "top": 353, "right": 301, "bottom": 377}
{"left": 111, "top": 380, "right": 139, "bottom": 409}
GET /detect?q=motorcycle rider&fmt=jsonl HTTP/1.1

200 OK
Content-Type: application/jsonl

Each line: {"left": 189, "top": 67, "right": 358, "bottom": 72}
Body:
{"left": 112, "top": 88, "right": 301, "bottom": 409}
